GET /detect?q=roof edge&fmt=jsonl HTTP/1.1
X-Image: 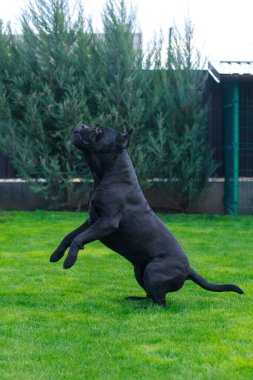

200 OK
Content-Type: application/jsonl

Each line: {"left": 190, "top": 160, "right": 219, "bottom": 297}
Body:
{"left": 208, "top": 62, "right": 221, "bottom": 83}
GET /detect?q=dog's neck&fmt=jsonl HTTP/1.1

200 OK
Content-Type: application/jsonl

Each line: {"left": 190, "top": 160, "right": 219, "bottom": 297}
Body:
{"left": 83, "top": 149, "right": 138, "bottom": 187}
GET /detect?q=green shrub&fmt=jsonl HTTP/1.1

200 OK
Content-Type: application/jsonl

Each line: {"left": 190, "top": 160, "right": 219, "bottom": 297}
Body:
{"left": 0, "top": 2, "right": 217, "bottom": 211}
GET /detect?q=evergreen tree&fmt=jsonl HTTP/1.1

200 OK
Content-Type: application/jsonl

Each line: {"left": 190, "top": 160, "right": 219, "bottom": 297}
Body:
{"left": 0, "top": 20, "right": 8, "bottom": 121}
{"left": 167, "top": 19, "right": 217, "bottom": 211}
{"left": 145, "top": 19, "right": 217, "bottom": 211}
{"left": 141, "top": 35, "right": 174, "bottom": 182}
{"left": 0, "top": 0, "right": 92, "bottom": 208}
{"left": 0, "top": 21, "right": 15, "bottom": 157}
{"left": 88, "top": 0, "right": 146, "bottom": 172}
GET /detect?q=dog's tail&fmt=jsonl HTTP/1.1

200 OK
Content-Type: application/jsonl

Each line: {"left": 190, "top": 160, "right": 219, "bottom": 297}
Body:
{"left": 187, "top": 267, "right": 244, "bottom": 294}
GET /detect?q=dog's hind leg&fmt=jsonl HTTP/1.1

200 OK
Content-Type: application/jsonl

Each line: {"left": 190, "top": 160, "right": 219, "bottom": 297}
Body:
{"left": 126, "top": 266, "right": 149, "bottom": 301}
{"left": 143, "top": 268, "right": 167, "bottom": 308}
{"left": 143, "top": 259, "right": 185, "bottom": 308}
{"left": 143, "top": 259, "right": 188, "bottom": 307}
{"left": 50, "top": 219, "right": 90, "bottom": 262}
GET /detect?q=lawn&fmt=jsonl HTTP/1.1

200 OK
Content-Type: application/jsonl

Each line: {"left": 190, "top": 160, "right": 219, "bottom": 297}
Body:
{"left": 0, "top": 211, "right": 252, "bottom": 380}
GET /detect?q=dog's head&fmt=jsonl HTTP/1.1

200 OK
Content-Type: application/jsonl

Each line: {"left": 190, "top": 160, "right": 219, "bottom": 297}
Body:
{"left": 73, "top": 124, "right": 132, "bottom": 154}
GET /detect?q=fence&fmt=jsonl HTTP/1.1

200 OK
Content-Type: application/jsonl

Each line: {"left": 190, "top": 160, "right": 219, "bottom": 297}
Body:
{"left": 223, "top": 82, "right": 239, "bottom": 214}
{"left": 239, "top": 82, "right": 253, "bottom": 214}
{"left": 222, "top": 81, "right": 253, "bottom": 214}
{"left": 0, "top": 155, "right": 16, "bottom": 179}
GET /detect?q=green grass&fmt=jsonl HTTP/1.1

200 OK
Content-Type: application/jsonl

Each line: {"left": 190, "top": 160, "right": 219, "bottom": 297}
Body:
{"left": 0, "top": 211, "right": 252, "bottom": 380}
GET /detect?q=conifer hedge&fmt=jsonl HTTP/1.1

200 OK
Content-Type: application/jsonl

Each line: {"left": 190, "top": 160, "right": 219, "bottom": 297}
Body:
{"left": 0, "top": 0, "right": 217, "bottom": 211}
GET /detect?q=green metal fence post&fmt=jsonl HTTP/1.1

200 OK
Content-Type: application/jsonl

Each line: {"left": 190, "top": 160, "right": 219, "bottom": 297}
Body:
{"left": 233, "top": 83, "right": 239, "bottom": 215}
{"left": 223, "top": 81, "right": 239, "bottom": 215}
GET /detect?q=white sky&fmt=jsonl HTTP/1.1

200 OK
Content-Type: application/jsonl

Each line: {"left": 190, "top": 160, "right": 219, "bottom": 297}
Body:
{"left": 1, "top": 0, "right": 253, "bottom": 63}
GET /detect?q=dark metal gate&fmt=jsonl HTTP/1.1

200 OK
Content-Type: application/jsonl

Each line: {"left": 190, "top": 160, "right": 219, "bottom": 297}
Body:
{"left": 223, "top": 81, "right": 253, "bottom": 215}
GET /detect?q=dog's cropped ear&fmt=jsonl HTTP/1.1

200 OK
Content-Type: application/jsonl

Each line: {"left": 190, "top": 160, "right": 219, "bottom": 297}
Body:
{"left": 117, "top": 129, "right": 133, "bottom": 149}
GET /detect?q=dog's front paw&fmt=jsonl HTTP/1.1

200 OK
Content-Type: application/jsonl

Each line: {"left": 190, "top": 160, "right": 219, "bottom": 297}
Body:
{"left": 63, "top": 248, "right": 78, "bottom": 269}
{"left": 50, "top": 248, "right": 65, "bottom": 263}
{"left": 63, "top": 255, "right": 77, "bottom": 269}
{"left": 63, "top": 241, "right": 83, "bottom": 269}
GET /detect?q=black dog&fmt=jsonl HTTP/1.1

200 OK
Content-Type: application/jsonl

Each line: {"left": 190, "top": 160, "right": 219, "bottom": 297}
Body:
{"left": 50, "top": 125, "right": 244, "bottom": 307}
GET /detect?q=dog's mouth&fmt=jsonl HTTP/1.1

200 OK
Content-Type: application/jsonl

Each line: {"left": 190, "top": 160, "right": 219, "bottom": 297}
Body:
{"left": 73, "top": 130, "right": 89, "bottom": 146}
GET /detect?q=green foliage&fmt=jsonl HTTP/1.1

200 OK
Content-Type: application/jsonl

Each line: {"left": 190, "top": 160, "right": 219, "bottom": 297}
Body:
{"left": 87, "top": 0, "right": 148, "bottom": 173}
{"left": 0, "top": 211, "right": 252, "bottom": 379}
{"left": 0, "top": 21, "right": 12, "bottom": 134}
{"left": 0, "top": 2, "right": 217, "bottom": 210}
{"left": 145, "top": 20, "right": 217, "bottom": 211}
{"left": 0, "top": 1, "right": 92, "bottom": 209}
{"left": 90, "top": 0, "right": 142, "bottom": 124}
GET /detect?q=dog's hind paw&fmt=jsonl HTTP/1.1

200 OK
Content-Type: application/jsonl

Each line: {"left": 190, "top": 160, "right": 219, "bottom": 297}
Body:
{"left": 126, "top": 296, "right": 149, "bottom": 301}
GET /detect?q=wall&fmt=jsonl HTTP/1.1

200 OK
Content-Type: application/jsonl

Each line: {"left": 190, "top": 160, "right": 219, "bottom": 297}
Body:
{"left": 0, "top": 180, "right": 46, "bottom": 211}
{"left": 0, "top": 179, "right": 225, "bottom": 214}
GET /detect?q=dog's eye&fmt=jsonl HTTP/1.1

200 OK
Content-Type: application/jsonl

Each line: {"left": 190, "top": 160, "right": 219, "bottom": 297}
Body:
{"left": 95, "top": 127, "right": 103, "bottom": 135}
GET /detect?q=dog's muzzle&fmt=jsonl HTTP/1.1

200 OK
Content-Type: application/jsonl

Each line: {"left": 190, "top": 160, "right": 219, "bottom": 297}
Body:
{"left": 73, "top": 125, "right": 90, "bottom": 145}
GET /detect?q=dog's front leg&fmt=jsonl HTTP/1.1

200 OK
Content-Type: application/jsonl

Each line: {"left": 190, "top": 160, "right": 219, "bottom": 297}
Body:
{"left": 63, "top": 217, "right": 119, "bottom": 269}
{"left": 50, "top": 219, "right": 90, "bottom": 263}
